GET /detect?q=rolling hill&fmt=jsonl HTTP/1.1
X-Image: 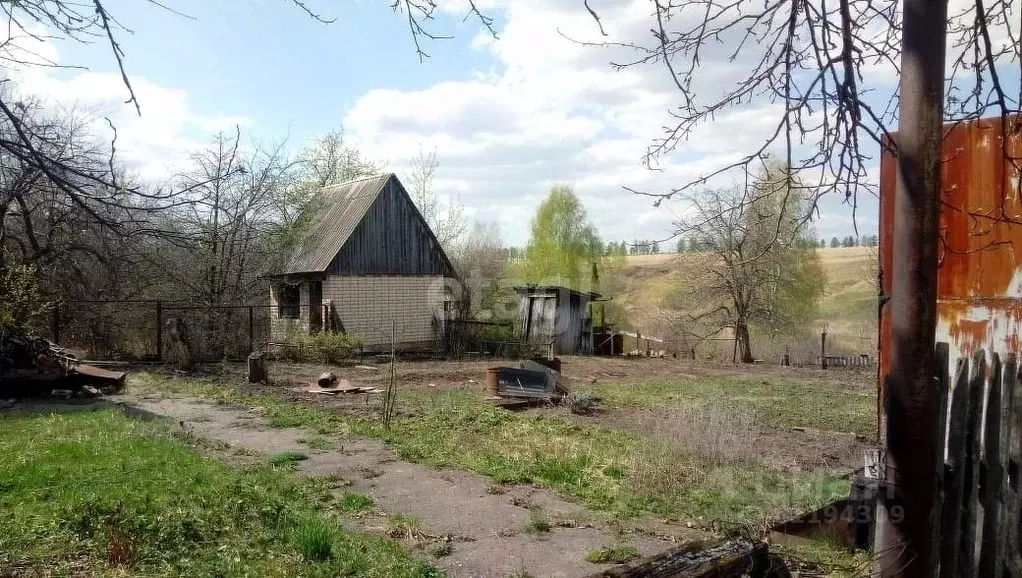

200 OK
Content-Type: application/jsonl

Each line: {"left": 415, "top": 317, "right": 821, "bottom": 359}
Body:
{"left": 611, "top": 247, "right": 878, "bottom": 356}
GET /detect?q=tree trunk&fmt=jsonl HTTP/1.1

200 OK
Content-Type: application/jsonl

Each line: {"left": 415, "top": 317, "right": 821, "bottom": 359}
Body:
{"left": 737, "top": 322, "right": 754, "bottom": 363}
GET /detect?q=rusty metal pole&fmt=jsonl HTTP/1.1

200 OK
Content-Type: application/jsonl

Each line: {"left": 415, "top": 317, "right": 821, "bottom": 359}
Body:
{"left": 875, "top": 0, "right": 948, "bottom": 574}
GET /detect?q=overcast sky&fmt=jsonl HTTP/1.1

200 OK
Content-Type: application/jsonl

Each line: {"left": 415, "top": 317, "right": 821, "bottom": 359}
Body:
{"left": 8, "top": 0, "right": 888, "bottom": 247}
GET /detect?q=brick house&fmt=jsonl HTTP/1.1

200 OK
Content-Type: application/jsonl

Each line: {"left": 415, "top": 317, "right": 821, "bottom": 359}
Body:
{"left": 266, "top": 173, "right": 459, "bottom": 351}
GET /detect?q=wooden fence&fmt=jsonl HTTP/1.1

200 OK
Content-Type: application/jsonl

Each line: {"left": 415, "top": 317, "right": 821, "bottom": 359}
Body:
{"left": 930, "top": 344, "right": 1022, "bottom": 577}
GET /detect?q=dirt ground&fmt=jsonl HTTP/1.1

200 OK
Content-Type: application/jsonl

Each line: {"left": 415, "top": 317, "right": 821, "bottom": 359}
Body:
{"left": 3, "top": 356, "right": 872, "bottom": 576}
{"left": 264, "top": 355, "right": 875, "bottom": 394}
{"left": 115, "top": 395, "right": 699, "bottom": 578}
{"left": 251, "top": 355, "right": 875, "bottom": 475}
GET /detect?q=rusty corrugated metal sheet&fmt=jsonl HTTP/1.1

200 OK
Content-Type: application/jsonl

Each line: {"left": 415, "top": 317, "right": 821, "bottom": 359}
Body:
{"left": 879, "top": 115, "right": 1022, "bottom": 428}
{"left": 276, "top": 174, "right": 393, "bottom": 275}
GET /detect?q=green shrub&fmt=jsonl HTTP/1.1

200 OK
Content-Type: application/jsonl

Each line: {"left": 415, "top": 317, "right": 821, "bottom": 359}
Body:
{"left": 279, "top": 331, "right": 362, "bottom": 364}
{"left": 305, "top": 331, "right": 362, "bottom": 364}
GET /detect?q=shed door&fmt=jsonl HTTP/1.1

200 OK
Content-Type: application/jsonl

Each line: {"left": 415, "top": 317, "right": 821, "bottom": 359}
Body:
{"left": 534, "top": 296, "right": 557, "bottom": 347}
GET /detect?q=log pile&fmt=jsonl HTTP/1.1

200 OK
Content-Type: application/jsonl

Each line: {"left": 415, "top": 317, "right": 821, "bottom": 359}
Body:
{"left": 587, "top": 539, "right": 790, "bottom": 578}
{"left": 0, "top": 326, "right": 126, "bottom": 397}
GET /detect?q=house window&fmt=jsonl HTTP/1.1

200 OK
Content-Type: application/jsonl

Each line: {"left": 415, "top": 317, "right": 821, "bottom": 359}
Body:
{"left": 278, "top": 284, "right": 301, "bottom": 319}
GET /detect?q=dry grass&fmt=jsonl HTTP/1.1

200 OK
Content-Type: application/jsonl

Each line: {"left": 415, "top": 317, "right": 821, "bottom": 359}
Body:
{"left": 615, "top": 248, "right": 877, "bottom": 355}
{"left": 633, "top": 399, "right": 759, "bottom": 466}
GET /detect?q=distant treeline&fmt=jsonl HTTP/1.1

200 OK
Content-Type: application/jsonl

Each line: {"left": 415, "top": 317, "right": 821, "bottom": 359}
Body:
{"left": 504, "top": 234, "right": 878, "bottom": 259}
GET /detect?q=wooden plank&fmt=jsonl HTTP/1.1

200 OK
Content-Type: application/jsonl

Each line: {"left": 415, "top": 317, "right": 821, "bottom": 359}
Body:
{"left": 1006, "top": 360, "right": 1022, "bottom": 578}
{"left": 930, "top": 342, "right": 951, "bottom": 578}
{"left": 586, "top": 539, "right": 773, "bottom": 578}
{"left": 979, "top": 353, "right": 1011, "bottom": 578}
{"left": 940, "top": 356, "right": 972, "bottom": 578}
{"left": 959, "top": 350, "right": 986, "bottom": 578}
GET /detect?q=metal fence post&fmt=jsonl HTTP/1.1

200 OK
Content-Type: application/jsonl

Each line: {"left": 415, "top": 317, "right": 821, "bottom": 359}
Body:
{"left": 821, "top": 331, "right": 828, "bottom": 369}
{"left": 155, "top": 300, "right": 163, "bottom": 362}
{"left": 248, "top": 306, "right": 254, "bottom": 354}
{"left": 51, "top": 305, "right": 61, "bottom": 344}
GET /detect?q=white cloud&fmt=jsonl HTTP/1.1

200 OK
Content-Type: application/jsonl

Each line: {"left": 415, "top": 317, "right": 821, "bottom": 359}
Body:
{"left": 344, "top": 0, "right": 880, "bottom": 247}
{"left": 3, "top": 27, "right": 251, "bottom": 182}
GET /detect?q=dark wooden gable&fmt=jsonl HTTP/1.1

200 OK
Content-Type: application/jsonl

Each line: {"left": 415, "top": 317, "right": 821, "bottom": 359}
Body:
{"left": 327, "top": 175, "right": 457, "bottom": 277}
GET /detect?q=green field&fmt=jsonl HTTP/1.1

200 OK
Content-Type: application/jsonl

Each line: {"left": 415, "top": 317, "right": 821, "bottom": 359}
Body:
{"left": 0, "top": 410, "right": 438, "bottom": 577}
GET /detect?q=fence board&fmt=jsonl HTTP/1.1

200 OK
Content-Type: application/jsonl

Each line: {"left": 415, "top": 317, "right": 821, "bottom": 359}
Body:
{"left": 958, "top": 350, "right": 986, "bottom": 578}
{"left": 1008, "top": 359, "right": 1022, "bottom": 578}
{"left": 940, "top": 356, "right": 972, "bottom": 578}
{"left": 979, "top": 353, "right": 1010, "bottom": 578}
{"left": 931, "top": 347, "right": 1022, "bottom": 578}
{"left": 931, "top": 342, "right": 951, "bottom": 577}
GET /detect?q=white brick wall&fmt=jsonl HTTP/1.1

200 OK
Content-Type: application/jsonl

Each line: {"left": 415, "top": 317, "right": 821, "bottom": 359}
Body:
{"left": 323, "top": 275, "right": 449, "bottom": 348}
{"left": 269, "top": 282, "right": 310, "bottom": 342}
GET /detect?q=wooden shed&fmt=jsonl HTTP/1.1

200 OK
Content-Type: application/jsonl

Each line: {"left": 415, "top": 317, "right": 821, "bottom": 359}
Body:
{"left": 266, "top": 173, "right": 459, "bottom": 351}
{"left": 515, "top": 285, "right": 599, "bottom": 355}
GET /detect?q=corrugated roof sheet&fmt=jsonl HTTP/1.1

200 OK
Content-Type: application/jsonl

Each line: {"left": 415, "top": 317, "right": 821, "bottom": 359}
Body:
{"left": 277, "top": 173, "right": 393, "bottom": 275}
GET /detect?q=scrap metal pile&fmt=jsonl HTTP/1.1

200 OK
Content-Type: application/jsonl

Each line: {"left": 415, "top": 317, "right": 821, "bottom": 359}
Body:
{"left": 0, "top": 326, "right": 126, "bottom": 397}
{"left": 484, "top": 359, "right": 576, "bottom": 409}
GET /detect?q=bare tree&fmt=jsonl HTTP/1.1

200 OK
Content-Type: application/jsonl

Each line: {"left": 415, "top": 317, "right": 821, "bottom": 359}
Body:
{"left": 301, "top": 130, "right": 381, "bottom": 191}
{"left": 142, "top": 131, "right": 304, "bottom": 356}
{"left": 0, "top": 0, "right": 491, "bottom": 274}
{"left": 576, "top": 1, "right": 1018, "bottom": 215}
{"left": 452, "top": 221, "right": 509, "bottom": 320}
{"left": 673, "top": 165, "right": 824, "bottom": 363}
{"left": 409, "top": 146, "right": 465, "bottom": 249}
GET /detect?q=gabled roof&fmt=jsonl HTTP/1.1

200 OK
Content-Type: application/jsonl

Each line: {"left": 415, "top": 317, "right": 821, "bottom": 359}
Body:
{"left": 275, "top": 173, "right": 457, "bottom": 278}
{"left": 278, "top": 173, "right": 394, "bottom": 275}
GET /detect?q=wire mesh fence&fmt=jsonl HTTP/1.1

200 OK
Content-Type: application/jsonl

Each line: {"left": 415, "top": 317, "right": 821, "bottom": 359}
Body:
{"left": 445, "top": 319, "right": 533, "bottom": 360}
{"left": 45, "top": 298, "right": 875, "bottom": 371}
{"left": 49, "top": 301, "right": 273, "bottom": 363}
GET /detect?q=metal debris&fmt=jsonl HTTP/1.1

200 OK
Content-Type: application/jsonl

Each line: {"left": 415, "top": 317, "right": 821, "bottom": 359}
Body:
{"left": 1, "top": 326, "right": 126, "bottom": 397}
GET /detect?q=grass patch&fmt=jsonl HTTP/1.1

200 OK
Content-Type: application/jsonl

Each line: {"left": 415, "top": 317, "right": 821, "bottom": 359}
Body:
{"left": 521, "top": 513, "right": 551, "bottom": 534}
{"left": 0, "top": 410, "right": 438, "bottom": 577}
{"left": 293, "top": 517, "right": 337, "bottom": 561}
{"left": 130, "top": 372, "right": 851, "bottom": 534}
{"left": 585, "top": 545, "right": 639, "bottom": 564}
{"left": 772, "top": 539, "right": 874, "bottom": 577}
{"left": 338, "top": 492, "right": 375, "bottom": 512}
{"left": 268, "top": 451, "right": 310, "bottom": 467}
{"left": 299, "top": 436, "right": 333, "bottom": 450}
